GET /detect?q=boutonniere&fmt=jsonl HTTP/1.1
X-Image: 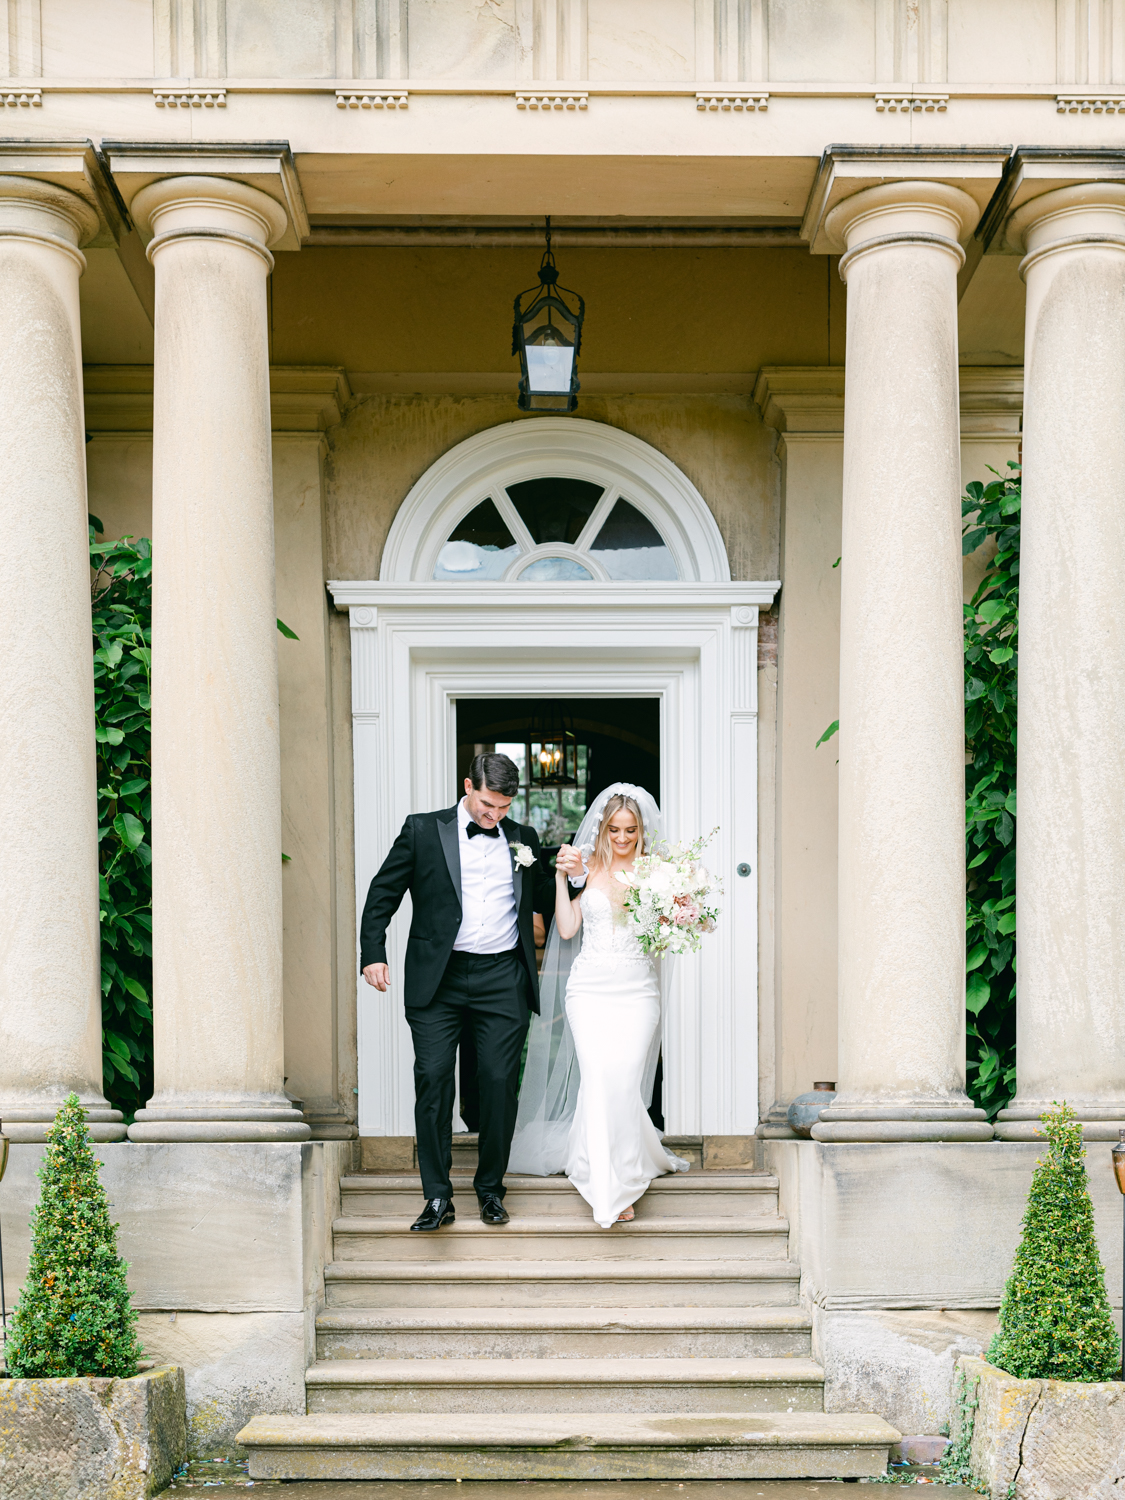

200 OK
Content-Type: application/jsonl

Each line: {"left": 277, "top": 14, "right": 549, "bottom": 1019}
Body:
{"left": 508, "top": 841, "right": 535, "bottom": 869}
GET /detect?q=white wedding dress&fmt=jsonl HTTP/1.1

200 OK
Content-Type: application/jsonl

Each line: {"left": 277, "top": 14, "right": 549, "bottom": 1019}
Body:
{"left": 564, "top": 885, "right": 690, "bottom": 1227}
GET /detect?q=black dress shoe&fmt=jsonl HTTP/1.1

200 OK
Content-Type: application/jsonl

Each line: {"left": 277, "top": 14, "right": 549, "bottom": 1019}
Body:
{"left": 411, "top": 1197, "right": 455, "bottom": 1231}
{"left": 478, "top": 1192, "right": 510, "bottom": 1225}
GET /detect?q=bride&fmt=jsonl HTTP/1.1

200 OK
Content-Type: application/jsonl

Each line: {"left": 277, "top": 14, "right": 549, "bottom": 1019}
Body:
{"left": 508, "top": 783, "right": 689, "bottom": 1226}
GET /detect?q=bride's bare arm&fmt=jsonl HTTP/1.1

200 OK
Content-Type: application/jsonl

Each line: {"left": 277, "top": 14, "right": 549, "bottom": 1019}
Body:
{"left": 554, "top": 865, "right": 582, "bottom": 939}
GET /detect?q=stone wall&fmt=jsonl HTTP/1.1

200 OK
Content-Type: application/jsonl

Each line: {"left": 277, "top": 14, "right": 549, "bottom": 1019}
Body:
{"left": 768, "top": 1140, "right": 1124, "bottom": 1435}
{"left": 0, "top": 1140, "right": 357, "bottom": 1454}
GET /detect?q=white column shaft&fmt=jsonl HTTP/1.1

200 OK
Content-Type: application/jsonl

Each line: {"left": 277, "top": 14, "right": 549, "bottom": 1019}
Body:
{"left": 128, "top": 176, "right": 308, "bottom": 1142}
{"left": 814, "top": 183, "right": 991, "bottom": 1143}
{"left": 996, "top": 184, "right": 1125, "bottom": 1140}
{"left": 0, "top": 178, "right": 124, "bottom": 1142}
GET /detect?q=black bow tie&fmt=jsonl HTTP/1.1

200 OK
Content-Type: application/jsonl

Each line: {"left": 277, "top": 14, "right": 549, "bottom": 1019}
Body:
{"left": 467, "top": 821, "right": 501, "bottom": 839}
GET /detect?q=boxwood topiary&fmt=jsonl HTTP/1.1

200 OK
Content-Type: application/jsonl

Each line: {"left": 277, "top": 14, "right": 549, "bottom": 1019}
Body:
{"left": 4, "top": 1094, "right": 142, "bottom": 1378}
{"left": 987, "top": 1101, "right": 1119, "bottom": 1381}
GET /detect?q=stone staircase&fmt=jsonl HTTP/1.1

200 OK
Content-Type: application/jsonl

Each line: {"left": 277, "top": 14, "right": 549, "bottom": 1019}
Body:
{"left": 239, "top": 1150, "right": 899, "bottom": 1480}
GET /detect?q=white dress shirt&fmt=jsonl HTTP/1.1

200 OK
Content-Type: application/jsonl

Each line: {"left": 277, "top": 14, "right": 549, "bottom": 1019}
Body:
{"left": 453, "top": 797, "right": 520, "bottom": 954}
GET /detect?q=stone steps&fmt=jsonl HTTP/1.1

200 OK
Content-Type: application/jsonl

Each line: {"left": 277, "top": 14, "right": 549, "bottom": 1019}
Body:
{"left": 341, "top": 1172, "right": 779, "bottom": 1218}
{"left": 238, "top": 1411, "right": 901, "bottom": 1481}
{"left": 304, "top": 1355, "right": 827, "bottom": 1414}
{"left": 323, "top": 1258, "right": 802, "bottom": 1308}
{"left": 445, "top": 1134, "right": 706, "bottom": 1172}
{"left": 235, "top": 1161, "right": 901, "bottom": 1481}
{"left": 330, "top": 1215, "right": 790, "bottom": 1262}
{"left": 314, "top": 1306, "right": 814, "bottom": 1360}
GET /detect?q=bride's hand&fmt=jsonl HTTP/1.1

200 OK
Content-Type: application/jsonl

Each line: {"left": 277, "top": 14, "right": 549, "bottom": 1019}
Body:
{"left": 555, "top": 843, "right": 581, "bottom": 876}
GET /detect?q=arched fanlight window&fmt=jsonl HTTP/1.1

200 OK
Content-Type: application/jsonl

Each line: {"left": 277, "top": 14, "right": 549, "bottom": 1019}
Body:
{"left": 433, "top": 476, "right": 679, "bottom": 582}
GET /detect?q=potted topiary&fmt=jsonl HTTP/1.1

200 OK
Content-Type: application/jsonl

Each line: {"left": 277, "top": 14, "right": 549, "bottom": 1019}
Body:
{"left": 0, "top": 1095, "right": 186, "bottom": 1499}
{"left": 947, "top": 1103, "right": 1125, "bottom": 1498}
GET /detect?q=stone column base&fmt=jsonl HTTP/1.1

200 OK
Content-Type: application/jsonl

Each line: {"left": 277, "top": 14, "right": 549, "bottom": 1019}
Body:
{"left": 994, "top": 1103, "right": 1125, "bottom": 1141}
{"left": 128, "top": 1106, "right": 311, "bottom": 1143}
{"left": 2, "top": 1107, "right": 126, "bottom": 1143}
{"left": 813, "top": 1106, "right": 993, "bottom": 1142}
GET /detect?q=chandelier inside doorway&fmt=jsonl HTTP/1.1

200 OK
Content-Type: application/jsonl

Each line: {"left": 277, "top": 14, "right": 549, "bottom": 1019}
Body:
{"left": 529, "top": 702, "right": 579, "bottom": 788}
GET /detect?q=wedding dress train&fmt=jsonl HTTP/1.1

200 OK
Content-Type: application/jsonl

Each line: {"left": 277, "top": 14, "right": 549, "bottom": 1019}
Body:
{"left": 564, "top": 886, "right": 689, "bottom": 1227}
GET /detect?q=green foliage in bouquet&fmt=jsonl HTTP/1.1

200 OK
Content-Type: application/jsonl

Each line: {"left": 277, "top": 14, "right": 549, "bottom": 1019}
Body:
{"left": 5, "top": 1095, "right": 142, "bottom": 1378}
{"left": 987, "top": 1103, "right": 1119, "bottom": 1382}
{"left": 962, "top": 466, "right": 1020, "bottom": 1118}
{"left": 90, "top": 517, "right": 153, "bottom": 1119}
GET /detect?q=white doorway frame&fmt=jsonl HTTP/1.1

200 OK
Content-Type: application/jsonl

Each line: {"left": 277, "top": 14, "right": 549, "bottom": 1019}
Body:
{"left": 329, "top": 416, "right": 778, "bottom": 1140}
{"left": 330, "top": 583, "right": 776, "bottom": 1138}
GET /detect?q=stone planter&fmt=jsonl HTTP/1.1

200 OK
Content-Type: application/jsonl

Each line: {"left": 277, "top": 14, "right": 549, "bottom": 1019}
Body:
{"left": 0, "top": 1363, "right": 186, "bottom": 1499}
{"left": 951, "top": 1354, "right": 1125, "bottom": 1500}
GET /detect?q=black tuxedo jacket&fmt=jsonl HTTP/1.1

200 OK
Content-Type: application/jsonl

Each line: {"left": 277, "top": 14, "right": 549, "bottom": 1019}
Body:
{"left": 359, "top": 804, "right": 557, "bottom": 1013}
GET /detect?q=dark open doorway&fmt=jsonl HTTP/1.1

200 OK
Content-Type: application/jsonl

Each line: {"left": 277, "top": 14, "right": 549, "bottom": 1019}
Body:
{"left": 453, "top": 696, "right": 666, "bottom": 1134}
{"left": 455, "top": 696, "right": 660, "bottom": 838}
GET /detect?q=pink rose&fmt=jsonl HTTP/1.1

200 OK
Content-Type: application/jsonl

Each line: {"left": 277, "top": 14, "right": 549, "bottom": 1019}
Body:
{"left": 674, "top": 902, "right": 700, "bottom": 927}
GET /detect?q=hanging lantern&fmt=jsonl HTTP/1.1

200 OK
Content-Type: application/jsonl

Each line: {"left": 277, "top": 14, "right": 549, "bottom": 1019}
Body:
{"left": 512, "top": 216, "right": 585, "bottom": 413}
{"left": 529, "top": 704, "right": 578, "bottom": 786}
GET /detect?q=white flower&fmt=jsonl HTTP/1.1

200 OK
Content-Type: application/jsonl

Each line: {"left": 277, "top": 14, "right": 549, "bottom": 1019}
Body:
{"left": 509, "top": 841, "right": 535, "bottom": 869}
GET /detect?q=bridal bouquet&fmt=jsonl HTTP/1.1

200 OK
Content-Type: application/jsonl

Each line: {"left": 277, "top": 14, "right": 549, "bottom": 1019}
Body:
{"left": 615, "top": 830, "right": 722, "bottom": 957}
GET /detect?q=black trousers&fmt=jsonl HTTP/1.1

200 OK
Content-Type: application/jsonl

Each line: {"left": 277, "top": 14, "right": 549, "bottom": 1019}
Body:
{"left": 406, "top": 948, "right": 531, "bottom": 1200}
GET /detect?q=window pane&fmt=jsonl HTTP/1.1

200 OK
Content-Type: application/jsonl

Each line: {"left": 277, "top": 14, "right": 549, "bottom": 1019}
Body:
{"left": 493, "top": 741, "right": 527, "bottom": 781}
{"left": 519, "top": 557, "right": 593, "bottom": 581}
{"left": 435, "top": 498, "right": 520, "bottom": 580}
{"left": 589, "top": 498, "right": 678, "bottom": 580}
{"left": 506, "top": 476, "right": 604, "bottom": 545}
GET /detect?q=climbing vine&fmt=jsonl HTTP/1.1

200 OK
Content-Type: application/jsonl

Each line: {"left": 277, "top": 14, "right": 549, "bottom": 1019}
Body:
{"left": 91, "top": 521, "right": 298, "bottom": 1119}
{"left": 91, "top": 518, "right": 153, "bottom": 1119}
{"left": 963, "top": 465, "right": 1020, "bottom": 1118}
{"left": 938, "top": 1366, "right": 982, "bottom": 1488}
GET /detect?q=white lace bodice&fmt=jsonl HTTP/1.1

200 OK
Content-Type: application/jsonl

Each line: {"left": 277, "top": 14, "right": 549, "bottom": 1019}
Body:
{"left": 575, "top": 886, "right": 651, "bottom": 969}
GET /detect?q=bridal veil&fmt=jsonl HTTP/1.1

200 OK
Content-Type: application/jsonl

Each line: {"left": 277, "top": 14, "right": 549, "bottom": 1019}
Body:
{"left": 507, "top": 780, "right": 666, "bottom": 1176}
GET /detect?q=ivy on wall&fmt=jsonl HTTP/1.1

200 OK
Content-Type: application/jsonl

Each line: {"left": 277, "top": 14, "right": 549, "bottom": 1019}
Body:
{"left": 91, "top": 524, "right": 298, "bottom": 1119}
{"left": 963, "top": 465, "right": 1020, "bottom": 1118}
{"left": 90, "top": 519, "right": 153, "bottom": 1119}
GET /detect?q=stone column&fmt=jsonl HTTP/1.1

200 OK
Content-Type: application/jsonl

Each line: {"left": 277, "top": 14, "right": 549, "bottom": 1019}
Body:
{"left": 128, "top": 177, "right": 308, "bottom": 1141}
{"left": 0, "top": 178, "right": 126, "bottom": 1142}
{"left": 813, "top": 183, "right": 992, "bottom": 1142}
{"left": 994, "top": 184, "right": 1125, "bottom": 1141}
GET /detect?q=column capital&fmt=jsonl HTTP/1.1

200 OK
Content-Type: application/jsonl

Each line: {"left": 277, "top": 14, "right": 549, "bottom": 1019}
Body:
{"left": 802, "top": 145, "right": 1008, "bottom": 255}
{"left": 0, "top": 139, "right": 123, "bottom": 247}
{"left": 753, "top": 367, "right": 845, "bottom": 439}
{"left": 131, "top": 175, "right": 289, "bottom": 269}
{"left": 981, "top": 147, "right": 1125, "bottom": 253}
{"left": 958, "top": 367, "right": 1024, "bottom": 444}
{"left": 753, "top": 365, "right": 1021, "bottom": 447}
{"left": 103, "top": 141, "right": 309, "bottom": 252}
{"left": 82, "top": 364, "right": 353, "bottom": 437}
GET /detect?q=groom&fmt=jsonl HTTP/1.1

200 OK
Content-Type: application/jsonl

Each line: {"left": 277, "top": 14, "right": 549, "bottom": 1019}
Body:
{"left": 360, "top": 753, "right": 555, "bottom": 1231}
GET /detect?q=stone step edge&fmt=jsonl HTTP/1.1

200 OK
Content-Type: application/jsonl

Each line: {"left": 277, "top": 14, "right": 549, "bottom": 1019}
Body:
{"left": 332, "top": 1216, "right": 789, "bottom": 1234}
{"left": 305, "top": 1357, "right": 826, "bottom": 1387}
{"left": 238, "top": 1410, "right": 901, "bottom": 1449}
{"left": 341, "top": 1174, "right": 779, "bottom": 1190}
{"left": 323, "top": 1259, "right": 801, "bottom": 1281}
{"left": 315, "top": 1307, "right": 813, "bottom": 1330}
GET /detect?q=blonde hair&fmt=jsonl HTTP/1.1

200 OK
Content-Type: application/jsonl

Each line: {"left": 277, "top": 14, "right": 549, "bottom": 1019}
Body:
{"left": 589, "top": 793, "right": 645, "bottom": 871}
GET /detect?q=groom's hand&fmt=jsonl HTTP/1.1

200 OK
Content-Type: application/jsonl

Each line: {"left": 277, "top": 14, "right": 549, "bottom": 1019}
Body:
{"left": 363, "top": 963, "right": 391, "bottom": 991}
{"left": 555, "top": 844, "right": 581, "bottom": 875}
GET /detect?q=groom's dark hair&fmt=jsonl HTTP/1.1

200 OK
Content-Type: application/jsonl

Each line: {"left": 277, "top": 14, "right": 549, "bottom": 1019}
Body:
{"left": 468, "top": 752, "right": 520, "bottom": 798}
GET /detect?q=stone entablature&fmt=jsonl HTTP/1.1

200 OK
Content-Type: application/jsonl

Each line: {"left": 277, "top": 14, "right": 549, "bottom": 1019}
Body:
{"left": 3, "top": 0, "right": 1125, "bottom": 98}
